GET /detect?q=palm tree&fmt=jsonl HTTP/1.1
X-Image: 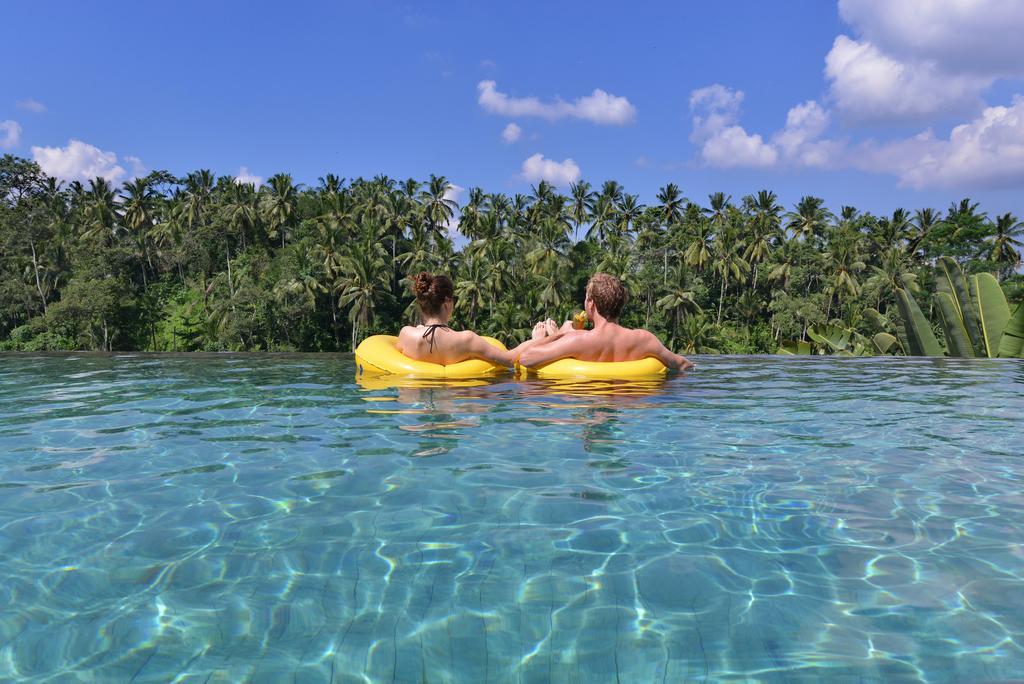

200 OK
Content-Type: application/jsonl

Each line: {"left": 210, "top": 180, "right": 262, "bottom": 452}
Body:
{"left": 987, "top": 213, "right": 1024, "bottom": 279}
{"left": 824, "top": 239, "right": 865, "bottom": 320}
{"left": 80, "top": 178, "right": 120, "bottom": 245}
{"left": 224, "top": 182, "right": 261, "bottom": 249}
{"left": 865, "top": 248, "right": 917, "bottom": 312}
{"left": 683, "top": 218, "right": 714, "bottom": 273}
{"left": 712, "top": 225, "right": 749, "bottom": 325}
{"left": 656, "top": 183, "right": 686, "bottom": 229}
{"left": 908, "top": 207, "right": 940, "bottom": 260}
{"left": 455, "top": 257, "right": 488, "bottom": 328}
{"left": 657, "top": 263, "right": 701, "bottom": 342}
{"left": 677, "top": 314, "right": 721, "bottom": 354}
{"left": 569, "top": 181, "right": 596, "bottom": 242}
{"left": 785, "top": 196, "right": 831, "bottom": 243}
{"left": 526, "top": 216, "right": 572, "bottom": 308}
{"left": 337, "top": 239, "right": 393, "bottom": 350}
{"left": 615, "top": 194, "right": 642, "bottom": 238}
{"left": 744, "top": 190, "right": 782, "bottom": 287}
{"left": 419, "top": 174, "right": 458, "bottom": 241}
{"left": 120, "top": 176, "right": 159, "bottom": 285}
{"left": 182, "top": 169, "right": 215, "bottom": 229}
{"left": 262, "top": 173, "right": 300, "bottom": 248}
{"left": 704, "top": 192, "right": 731, "bottom": 233}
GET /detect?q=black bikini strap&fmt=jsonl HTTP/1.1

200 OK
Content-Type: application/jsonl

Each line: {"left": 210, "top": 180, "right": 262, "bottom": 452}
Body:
{"left": 422, "top": 324, "right": 450, "bottom": 352}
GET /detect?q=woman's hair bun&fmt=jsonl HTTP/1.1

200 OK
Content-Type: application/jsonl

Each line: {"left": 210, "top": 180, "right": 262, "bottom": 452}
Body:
{"left": 409, "top": 272, "right": 454, "bottom": 316}
{"left": 412, "top": 272, "right": 434, "bottom": 298}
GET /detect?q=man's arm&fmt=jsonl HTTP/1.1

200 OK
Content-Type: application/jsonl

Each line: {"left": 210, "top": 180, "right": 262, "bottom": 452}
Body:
{"left": 518, "top": 331, "right": 587, "bottom": 368}
{"left": 641, "top": 331, "right": 695, "bottom": 370}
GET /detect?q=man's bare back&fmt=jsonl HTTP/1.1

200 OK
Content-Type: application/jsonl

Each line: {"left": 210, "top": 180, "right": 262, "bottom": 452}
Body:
{"left": 517, "top": 272, "right": 694, "bottom": 371}
{"left": 518, "top": 320, "right": 693, "bottom": 370}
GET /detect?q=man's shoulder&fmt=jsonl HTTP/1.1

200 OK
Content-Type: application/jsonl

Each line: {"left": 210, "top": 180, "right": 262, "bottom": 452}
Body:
{"left": 613, "top": 325, "right": 656, "bottom": 341}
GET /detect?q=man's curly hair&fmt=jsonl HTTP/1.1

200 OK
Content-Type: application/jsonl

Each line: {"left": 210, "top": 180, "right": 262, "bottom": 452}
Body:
{"left": 586, "top": 273, "right": 628, "bottom": 320}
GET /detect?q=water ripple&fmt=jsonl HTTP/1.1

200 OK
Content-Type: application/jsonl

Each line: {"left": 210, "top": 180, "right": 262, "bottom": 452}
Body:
{"left": 0, "top": 353, "right": 1022, "bottom": 681}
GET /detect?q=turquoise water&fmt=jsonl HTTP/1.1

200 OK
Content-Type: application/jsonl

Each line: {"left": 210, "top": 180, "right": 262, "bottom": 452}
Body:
{"left": 1, "top": 355, "right": 1022, "bottom": 682}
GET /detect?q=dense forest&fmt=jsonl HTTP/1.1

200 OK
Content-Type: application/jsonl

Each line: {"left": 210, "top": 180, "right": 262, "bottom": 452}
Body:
{"left": 1, "top": 153, "right": 1021, "bottom": 354}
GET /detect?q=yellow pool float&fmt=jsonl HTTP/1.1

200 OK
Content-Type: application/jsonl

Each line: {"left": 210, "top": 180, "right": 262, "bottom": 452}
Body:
{"left": 355, "top": 335, "right": 509, "bottom": 379}
{"left": 518, "top": 356, "right": 668, "bottom": 380}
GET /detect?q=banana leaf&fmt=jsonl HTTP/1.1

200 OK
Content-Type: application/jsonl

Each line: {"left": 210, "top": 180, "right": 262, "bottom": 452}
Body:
{"left": 872, "top": 332, "right": 899, "bottom": 354}
{"left": 934, "top": 292, "right": 975, "bottom": 357}
{"left": 937, "top": 256, "right": 984, "bottom": 355}
{"left": 863, "top": 308, "right": 891, "bottom": 334}
{"left": 807, "top": 325, "right": 851, "bottom": 353}
{"left": 777, "top": 340, "right": 812, "bottom": 355}
{"left": 896, "top": 287, "right": 943, "bottom": 356}
{"left": 970, "top": 273, "right": 1011, "bottom": 357}
{"left": 997, "top": 304, "right": 1024, "bottom": 358}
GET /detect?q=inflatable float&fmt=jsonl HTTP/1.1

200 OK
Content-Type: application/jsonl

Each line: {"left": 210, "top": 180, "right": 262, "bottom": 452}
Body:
{"left": 355, "top": 334, "right": 509, "bottom": 379}
{"left": 518, "top": 356, "right": 668, "bottom": 380}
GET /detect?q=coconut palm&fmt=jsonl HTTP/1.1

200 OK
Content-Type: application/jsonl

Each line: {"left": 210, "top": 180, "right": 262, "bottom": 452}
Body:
{"left": 263, "top": 173, "right": 300, "bottom": 248}
{"left": 712, "top": 227, "right": 750, "bottom": 325}
{"left": 908, "top": 207, "right": 940, "bottom": 260}
{"left": 656, "top": 183, "right": 686, "bottom": 229}
{"left": 80, "top": 178, "right": 120, "bottom": 245}
{"left": 119, "top": 176, "right": 159, "bottom": 283}
{"left": 337, "top": 239, "right": 393, "bottom": 350}
{"left": 419, "top": 174, "right": 458, "bottom": 240}
{"left": 569, "top": 181, "right": 596, "bottom": 241}
{"left": 987, "top": 213, "right": 1024, "bottom": 279}
{"left": 785, "top": 196, "right": 831, "bottom": 243}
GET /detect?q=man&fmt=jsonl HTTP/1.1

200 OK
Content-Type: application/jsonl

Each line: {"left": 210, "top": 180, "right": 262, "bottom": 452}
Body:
{"left": 518, "top": 273, "right": 695, "bottom": 371}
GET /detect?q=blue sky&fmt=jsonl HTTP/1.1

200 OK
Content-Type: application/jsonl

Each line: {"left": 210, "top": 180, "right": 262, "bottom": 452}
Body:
{"left": 3, "top": 0, "right": 1023, "bottom": 218}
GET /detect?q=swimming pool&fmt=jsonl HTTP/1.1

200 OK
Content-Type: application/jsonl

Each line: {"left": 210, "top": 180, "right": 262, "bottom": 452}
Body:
{"left": 1, "top": 354, "right": 1022, "bottom": 682}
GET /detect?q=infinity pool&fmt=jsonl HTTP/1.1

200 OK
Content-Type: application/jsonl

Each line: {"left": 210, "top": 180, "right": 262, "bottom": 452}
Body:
{"left": 0, "top": 354, "right": 1022, "bottom": 682}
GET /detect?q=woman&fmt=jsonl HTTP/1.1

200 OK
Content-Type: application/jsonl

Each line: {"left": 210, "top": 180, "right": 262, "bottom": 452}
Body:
{"left": 396, "top": 272, "right": 547, "bottom": 366}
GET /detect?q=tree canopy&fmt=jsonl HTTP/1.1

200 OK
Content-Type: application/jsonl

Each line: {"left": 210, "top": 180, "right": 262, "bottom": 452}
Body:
{"left": 1, "top": 154, "right": 1020, "bottom": 354}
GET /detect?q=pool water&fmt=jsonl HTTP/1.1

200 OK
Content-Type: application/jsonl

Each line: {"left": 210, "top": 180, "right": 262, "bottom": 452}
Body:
{"left": 1, "top": 354, "right": 1022, "bottom": 682}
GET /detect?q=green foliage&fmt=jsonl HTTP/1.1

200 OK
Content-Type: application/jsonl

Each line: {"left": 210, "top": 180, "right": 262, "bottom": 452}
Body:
{"left": 971, "top": 272, "right": 1011, "bottom": 357}
{"left": 895, "top": 287, "right": 944, "bottom": 356}
{"left": 0, "top": 153, "right": 1021, "bottom": 355}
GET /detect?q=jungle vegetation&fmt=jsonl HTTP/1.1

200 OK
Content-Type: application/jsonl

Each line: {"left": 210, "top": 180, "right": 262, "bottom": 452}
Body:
{"left": 1, "top": 154, "right": 1021, "bottom": 355}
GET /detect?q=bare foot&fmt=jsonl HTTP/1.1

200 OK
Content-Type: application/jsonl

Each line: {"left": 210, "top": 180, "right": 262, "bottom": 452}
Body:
{"left": 531, "top": 321, "right": 548, "bottom": 340}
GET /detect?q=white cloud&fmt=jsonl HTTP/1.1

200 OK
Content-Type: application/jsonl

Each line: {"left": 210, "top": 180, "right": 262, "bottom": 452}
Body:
{"left": 480, "top": 59, "right": 496, "bottom": 69}
{"left": 31, "top": 139, "right": 131, "bottom": 183}
{"left": 0, "top": 120, "right": 21, "bottom": 149}
{"left": 683, "top": 3, "right": 1024, "bottom": 189}
{"left": 838, "top": 0, "right": 1024, "bottom": 77}
{"left": 701, "top": 127, "right": 778, "bottom": 168}
{"left": 689, "top": 87, "right": 840, "bottom": 169}
{"left": 234, "top": 166, "right": 263, "bottom": 186}
{"left": 477, "top": 80, "right": 637, "bottom": 125}
{"left": 16, "top": 99, "right": 46, "bottom": 113}
{"left": 124, "top": 156, "right": 146, "bottom": 177}
{"left": 520, "top": 153, "right": 581, "bottom": 186}
{"left": 688, "top": 84, "right": 744, "bottom": 143}
{"left": 688, "top": 85, "right": 779, "bottom": 167}
{"left": 824, "top": 36, "right": 989, "bottom": 121}
{"left": 501, "top": 122, "right": 522, "bottom": 144}
{"left": 855, "top": 95, "right": 1024, "bottom": 188}
{"left": 771, "top": 100, "right": 840, "bottom": 167}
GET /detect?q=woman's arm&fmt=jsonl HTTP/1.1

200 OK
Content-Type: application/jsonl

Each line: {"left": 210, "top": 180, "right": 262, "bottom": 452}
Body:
{"left": 518, "top": 331, "right": 586, "bottom": 368}
{"left": 459, "top": 331, "right": 517, "bottom": 367}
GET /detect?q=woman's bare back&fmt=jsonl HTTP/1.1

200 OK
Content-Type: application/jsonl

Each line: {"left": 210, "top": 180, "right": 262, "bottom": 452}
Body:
{"left": 397, "top": 325, "right": 510, "bottom": 366}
